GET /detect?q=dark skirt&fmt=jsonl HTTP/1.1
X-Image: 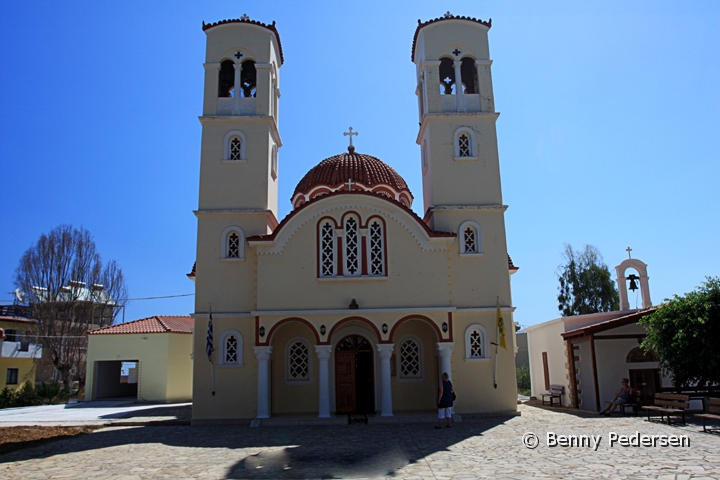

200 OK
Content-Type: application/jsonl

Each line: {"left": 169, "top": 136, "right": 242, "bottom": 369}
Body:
{"left": 439, "top": 380, "right": 454, "bottom": 408}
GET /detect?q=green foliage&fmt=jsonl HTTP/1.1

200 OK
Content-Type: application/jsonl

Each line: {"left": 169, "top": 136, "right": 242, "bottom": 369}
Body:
{"left": 557, "top": 244, "right": 619, "bottom": 316}
{"left": 0, "top": 388, "right": 15, "bottom": 409}
{"left": 640, "top": 277, "right": 720, "bottom": 388}
{"left": 516, "top": 366, "right": 531, "bottom": 396}
{"left": 12, "top": 382, "right": 40, "bottom": 407}
{"left": 35, "top": 382, "right": 71, "bottom": 404}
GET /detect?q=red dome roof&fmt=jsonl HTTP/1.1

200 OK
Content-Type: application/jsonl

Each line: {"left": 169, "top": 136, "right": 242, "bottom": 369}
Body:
{"left": 292, "top": 149, "right": 413, "bottom": 208}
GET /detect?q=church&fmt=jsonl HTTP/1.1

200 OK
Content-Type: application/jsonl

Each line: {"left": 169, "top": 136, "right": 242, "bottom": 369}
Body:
{"left": 190, "top": 13, "right": 519, "bottom": 423}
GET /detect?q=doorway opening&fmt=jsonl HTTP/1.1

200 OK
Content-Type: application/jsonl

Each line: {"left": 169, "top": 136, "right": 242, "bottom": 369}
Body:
{"left": 94, "top": 360, "right": 138, "bottom": 399}
{"left": 629, "top": 368, "right": 661, "bottom": 406}
{"left": 335, "top": 335, "right": 375, "bottom": 414}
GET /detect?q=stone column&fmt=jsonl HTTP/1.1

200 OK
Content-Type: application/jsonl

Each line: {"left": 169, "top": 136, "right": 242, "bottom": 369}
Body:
{"left": 616, "top": 276, "right": 630, "bottom": 311}
{"left": 377, "top": 344, "right": 394, "bottom": 417}
{"left": 453, "top": 60, "right": 465, "bottom": 112}
{"left": 233, "top": 62, "right": 243, "bottom": 112}
{"left": 253, "top": 346, "right": 273, "bottom": 419}
{"left": 315, "top": 345, "right": 332, "bottom": 418}
{"left": 202, "top": 63, "right": 220, "bottom": 116}
{"left": 640, "top": 276, "right": 652, "bottom": 308}
{"left": 475, "top": 59, "right": 495, "bottom": 113}
{"left": 437, "top": 342, "right": 455, "bottom": 380}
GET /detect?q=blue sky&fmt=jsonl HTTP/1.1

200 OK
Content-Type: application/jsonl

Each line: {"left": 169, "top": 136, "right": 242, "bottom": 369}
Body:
{"left": 1, "top": 1, "right": 718, "bottom": 327}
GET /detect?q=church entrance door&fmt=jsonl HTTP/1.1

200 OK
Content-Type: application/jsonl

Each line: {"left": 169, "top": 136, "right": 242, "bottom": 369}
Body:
{"left": 335, "top": 335, "right": 375, "bottom": 414}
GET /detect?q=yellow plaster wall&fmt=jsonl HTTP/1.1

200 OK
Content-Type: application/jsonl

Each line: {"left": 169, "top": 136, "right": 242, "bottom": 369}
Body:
{"left": 86, "top": 333, "right": 191, "bottom": 403}
{"left": 269, "top": 322, "right": 318, "bottom": 414}
{"left": 192, "top": 318, "right": 257, "bottom": 420}
{"left": 0, "top": 358, "right": 35, "bottom": 390}
{"left": 165, "top": 334, "right": 194, "bottom": 402}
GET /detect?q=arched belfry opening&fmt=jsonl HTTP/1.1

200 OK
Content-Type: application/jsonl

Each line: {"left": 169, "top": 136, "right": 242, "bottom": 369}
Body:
{"left": 615, "top": 254, "right": 652, "bottom": 310}
{"left": 240, "top": 60, "right": 257, "bottom": 97}
{"left": 439, "top": 57, "right": 455, "bottom": 94}
{"left": 218, "top": 60, "right": 235, "bottom": 97}
{"left": 460, "top": 57, "right": 478, "bottom": 94}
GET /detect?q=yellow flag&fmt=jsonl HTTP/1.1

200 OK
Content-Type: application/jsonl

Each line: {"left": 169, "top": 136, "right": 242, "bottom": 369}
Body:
{"left": 496, "top": 301, "right": 507, "bottom": 350}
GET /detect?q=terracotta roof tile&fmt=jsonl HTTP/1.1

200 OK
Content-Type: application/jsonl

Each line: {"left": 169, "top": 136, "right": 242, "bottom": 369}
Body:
{"left": 202, "top": 17, "right": 284, "bottom": 65}
{"left": 411, "top": 14, "right": 492, "bottom": 62}
{"left": 508, "top": 254, "right": 519, "bottom": 271}
{"left": 89, "top": 315, "right": 193, "bottom": 335}
{"left": 293, "top": 150, "right": 411, "bottom": 201}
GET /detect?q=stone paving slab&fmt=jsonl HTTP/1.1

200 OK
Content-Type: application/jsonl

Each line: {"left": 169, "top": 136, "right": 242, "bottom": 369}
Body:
{"left": 0, "top": 404, "right": 718, "bottom": 479}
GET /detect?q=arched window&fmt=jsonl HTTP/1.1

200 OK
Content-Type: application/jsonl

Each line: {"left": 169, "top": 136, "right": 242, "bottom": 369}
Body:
{"left": 439, "top": 57, "right": 455, "bottom": 95}
{"left": 240, "top": 60, "right": 257, "bottom": 98}
{"left": 285, "top": 337, "right": 312, "bottom": 385}
{"left": 453, "top": 127, "right": 477, "bottom": 159}
{"left": 344, "top": 216, "right": 360, "bottom": 276}
{"left": 223, "top": 130, "right": 247, "bottom": 162}
{"left": 460, "top": 57, "right": 478, "bottom": 94}
{"left": 459, "top": 221, "right": 483, "bottom": 255}
{"left": 219, "top": 329, "right": 243, "bottom": 366}
{"left": 319, "top": 221, "right": 336, "bottom": 277}
{"left": 626, "top": 346, "right": 658, "bottom": 363}
{"left": 221, "top": 226, "right": 245, "bottom": 260}
{"left": 465, "top": 324, "right": 490, "bottom": 361}
{"left": 397, "top": 334, "right": 424, "bottom": 382}
{"left": 271, "top": 144, "right": 278, "bottom": 180}
{"left": 218, "top": 60, "right": 235, "bottom": 97}
{"left": 367, "top": 219, "right": 385, "bottom": 276}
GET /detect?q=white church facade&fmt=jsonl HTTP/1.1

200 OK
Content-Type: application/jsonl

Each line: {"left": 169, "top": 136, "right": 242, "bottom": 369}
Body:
{"left": 190, "top": 14, "right": 519, "bottom": 423}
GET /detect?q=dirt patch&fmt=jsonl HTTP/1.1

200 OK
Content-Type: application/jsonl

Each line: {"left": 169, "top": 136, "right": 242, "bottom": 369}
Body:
{"left": 0, "top": 426, "right": 100, "bottom": 455}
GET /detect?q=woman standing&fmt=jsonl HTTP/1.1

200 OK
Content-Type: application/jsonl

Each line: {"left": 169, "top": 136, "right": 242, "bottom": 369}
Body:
{"left": 436, "top": 372, "right": 454, "bottom": 428}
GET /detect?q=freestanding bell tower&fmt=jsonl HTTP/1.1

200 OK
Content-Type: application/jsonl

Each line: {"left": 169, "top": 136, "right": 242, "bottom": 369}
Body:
{"left": 194, "top": 16, "right": 283, "bottom": 314}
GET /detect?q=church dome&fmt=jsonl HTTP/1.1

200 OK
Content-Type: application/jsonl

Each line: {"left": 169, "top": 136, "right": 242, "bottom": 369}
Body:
{"left": 292, "top": 148, "right": 413, "bottom": 209}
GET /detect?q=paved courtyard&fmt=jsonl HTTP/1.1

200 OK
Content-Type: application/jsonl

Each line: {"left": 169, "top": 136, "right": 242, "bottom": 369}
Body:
{"left": 0, "top": 404, "right": 718, "bottom": 479}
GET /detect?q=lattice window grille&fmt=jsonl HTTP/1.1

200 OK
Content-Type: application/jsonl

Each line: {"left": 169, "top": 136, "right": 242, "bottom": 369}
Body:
{"left": 345, "top": 217, "right": 359, "bottom": 275}
{"left": 469, "top": 330, "right": 483, "bottom": 358}
{"left": 400, "top": 339, "right": 421, "bottom": 378}
{"left": 458, "top": 134, "right": 471, "bottom": 157}
{"left": 225, "top": 335, "right": 238, "bottom": 363}
{"left": 369, "top": 221, "right": 384, "bottom": 275}
{"left": 230, "top": 137, "right": 242, "bottom": 160}
{"left": 320, "top": 223, "right": 335, "bottom": 277}
{"left": 227, "top": 232, "right": 240, "bottom": 258}
{"left": 289, "top": 341, "right": 309, "bottom": 380}
{"left": 464, "top": 227, "right": 477, "bottom": 253}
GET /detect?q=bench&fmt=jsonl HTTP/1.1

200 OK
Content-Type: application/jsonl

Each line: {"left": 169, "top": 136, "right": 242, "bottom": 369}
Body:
{"left": 542, "top": 384, "right": 564, "bottom": 407}
{"left": 695, "top": 397, "right": 720, "bottom": 433}
{"left": 644, "top": 393, "right": 690, "bottom": 424}
{"left": 605, "top": 389, "right": 641, "bottom": 415}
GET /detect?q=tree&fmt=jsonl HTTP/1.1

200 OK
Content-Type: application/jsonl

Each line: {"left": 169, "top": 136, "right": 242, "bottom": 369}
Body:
{"left": 640, "top": 277, "right": 720, "bottom": 388}
{"left": 14, "top": 225, "right": 128, "bottom": 393}
{"left": 557, "top": 244, "right": 619, "bottom": 316}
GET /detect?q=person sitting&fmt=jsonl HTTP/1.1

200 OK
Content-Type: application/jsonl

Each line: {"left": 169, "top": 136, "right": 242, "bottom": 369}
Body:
{"left": 599, "top": 378, "right": 633, "bottom": 416}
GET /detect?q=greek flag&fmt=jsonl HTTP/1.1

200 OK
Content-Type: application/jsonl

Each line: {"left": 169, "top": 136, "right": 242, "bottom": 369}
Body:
{"left": 206, "top": 312, "right": 214, "bottom": 363}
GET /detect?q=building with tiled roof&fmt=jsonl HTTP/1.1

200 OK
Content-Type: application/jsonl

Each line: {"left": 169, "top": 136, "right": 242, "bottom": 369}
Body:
{"left": 0, "top": 306, "right": 43, "bottom": 391}
{"left": 85, "top": 316, "right": 193, "bottom": 403}
{"left": 190, "top": 14, "right": 519, "bottom": 423}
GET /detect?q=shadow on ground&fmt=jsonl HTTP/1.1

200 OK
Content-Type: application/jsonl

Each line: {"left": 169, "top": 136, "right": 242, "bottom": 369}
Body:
{"left": 0, "top": 416, "right": 511, "bottom": 478}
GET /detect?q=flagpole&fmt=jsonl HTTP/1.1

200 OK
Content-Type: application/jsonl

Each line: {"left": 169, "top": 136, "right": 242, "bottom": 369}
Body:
{"left": 208, "top": 305, "right": 215, "bottom": 396}
{"left": 211, "top": 359, "right": 215, "bottom": 396}
{"left": 494, "top": 297, "right": 499, "bottom": 389}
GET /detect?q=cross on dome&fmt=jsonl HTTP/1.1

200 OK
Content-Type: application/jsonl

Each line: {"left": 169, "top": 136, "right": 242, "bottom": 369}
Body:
{"left": 343, "top": 127, "right": 358, "bottom": 152}
{"left": 345, "top": 178, "right": 356, "bottom": 192}
{"left": 444, "top": 11, "right": 453, "bottom": 18}
{"left": 241, "top": 14, "right": 250, "bottom": 21}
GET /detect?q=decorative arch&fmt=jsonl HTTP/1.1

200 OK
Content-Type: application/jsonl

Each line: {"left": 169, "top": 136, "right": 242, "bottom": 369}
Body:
{"left": 626, "top": 346, "right": 658, "bottom": 363}
{"left": 223, "top": 130, "right": 247, "bottom": 162}
{"left": 464, "top": 323, "right": 490, "bottom": 361}
{"left": 439, "top": 57, "right": 456, "bottom": 95}
{"left": 326, "top": 316, "right": 385, "bottom": 345}
{"left": 264, "top": 317, "right": 320, "bottom": 347}
{"left": 219, "top": 329, "right": 243, "bottom": 366}
{"left": 615, "top": 258, "right": 652, "bottom": 310}
{"left": 458, "top": 220, "right": 483, "bottom": 255}
{"left": 453, "top": 127, "right": 477, "bottom": 159}
{"left": 388, "top": 315, "right": 442, "bottom": 343}
{"left": 220, "top": 226, "right": 245, "bottom": 259}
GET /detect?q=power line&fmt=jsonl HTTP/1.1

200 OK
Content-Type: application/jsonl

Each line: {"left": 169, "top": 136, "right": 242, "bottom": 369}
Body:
{"left": 122, "top": 293, "right": 195, "bottom": 301}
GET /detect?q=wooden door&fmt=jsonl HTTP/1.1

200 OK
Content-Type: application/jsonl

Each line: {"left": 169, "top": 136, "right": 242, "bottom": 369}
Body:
{"left": 335, "top": 351, "right": 356, "bottom": 413}
{"left": 629, "top": 369, "right": 660, "bottom": 405}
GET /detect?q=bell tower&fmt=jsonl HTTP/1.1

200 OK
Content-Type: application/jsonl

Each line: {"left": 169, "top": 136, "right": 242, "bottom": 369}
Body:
{"left": 198, "top": 16, "right": 283, "bottom": 225}
{"left": 193, "top": 16, "right": 283, "bottom": 314}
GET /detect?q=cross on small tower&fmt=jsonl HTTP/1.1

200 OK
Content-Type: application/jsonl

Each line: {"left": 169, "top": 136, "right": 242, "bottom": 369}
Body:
{"left": 234, "top": 51, "right": 243, "bottom": 59}
{"left": 345, "top": 178, "right": 356, "bottom": 192}
{"left": 444, "top": 11, "right": 453, "bottom": 18}
{"left": 452, "top": 48, "right": 462, "bottom": 56}
{"left": 626, "top": 246, "right": 632, "bottom": 259}
{"left": 241, "top": 14, "right": 250, "bottom": 21}
{"left": 343, "top": 127, "right": 358, "bottom": 150}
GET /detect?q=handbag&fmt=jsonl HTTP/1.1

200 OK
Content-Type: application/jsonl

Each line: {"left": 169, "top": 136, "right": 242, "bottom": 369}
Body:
{"left": 452, "top": 391, "right": 457, "bottom": 401}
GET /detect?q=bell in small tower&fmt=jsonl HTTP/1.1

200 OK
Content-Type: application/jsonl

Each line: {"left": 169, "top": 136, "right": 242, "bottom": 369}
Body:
{"left": 627, "top": 274, "right": 640, "bottom": 292}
